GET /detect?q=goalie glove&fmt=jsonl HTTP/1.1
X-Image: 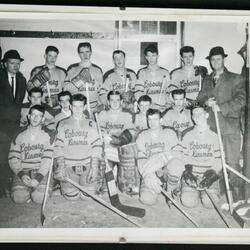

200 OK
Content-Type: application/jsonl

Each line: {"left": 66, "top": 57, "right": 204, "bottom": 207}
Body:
{"left": 110, "top": 129, "right": 133, "bottom": 147}
{"left": 54, "top": 157, "right": 66, "bottom": 182}
{"left": 71, "top": 67, "right": 92, "bottom": 91}
{"left": 194, "top": 65, "right": 207, "bottom": 78}
{"left": 27, "top": 67, "right": 51, "bottom": 91}
{"left": 182, "top": 164, "right": 198, "bottom": 188}
{"left": 199, "top": 169, "right": 219, "bottom": 189}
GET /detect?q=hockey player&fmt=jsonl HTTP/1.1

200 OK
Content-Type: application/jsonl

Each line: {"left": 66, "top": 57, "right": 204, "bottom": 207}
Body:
{"left": 136, "top": 108, "right": 184, "bottom": 205}
{"left": 171, "top": 46, "right": 207, "bottom": 104}
{"left": 54, "top": 93, "right": 102, "bottom": 200}
{"left": 20, "top": 87, "right": 55, "bottom": 129}
{"left": 135, "top": 44, "right": 171, "bottom": 112}
{"left": 63, "top": 42, "right": 103, "bottom": 114}
{"left": 134, "top": 95, "right": 152, "bottom": 133}
{"left": 179, "top": 106, "right": 222, "bottom": 209}
{"left": 98, "top": 90, "right": 139, "bottom": 194}
{"left": 8, "top": 105, "right": 54, "bottom": 204}
{"left": 161, "top": 89, "right": 193, "bottom": 139}
{"left": 28, "top": 46, "right": 66, "bottom": 108}
{"left": 99, "top": 50, "right": 137, "bottom": 111}
{"left": 53, "top": 91, "right": 72, "bottom": 127}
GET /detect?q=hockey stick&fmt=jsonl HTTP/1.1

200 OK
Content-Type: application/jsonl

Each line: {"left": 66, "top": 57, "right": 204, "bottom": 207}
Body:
{"left": 225, "top": 164, "right": 250, "bottom": 184}
{"left": 125, "top": 74, "right": 129, "bottom": 92}
{"left": 213, "top": 108, "right": 233, "bottom": 215}
{"left": 161, "top": 189, "right": 199, "bottom": 228}
{"left": 65, "top": 177, "right": 143, "bottom": 227}
{"left": 46, "top": 81, "right": 52, "bottom": 107}
{"left": 86, "top": 82, "right": 92, "bottom": 118}
{"left": 40, "top": 155, "right": 54, "bottom": 226}
{"left": 204, "top": 188, "right": 231, "bottom": 228}
{"left": 94, "top": 113, "right": 146, "bottom": 218}
{"left": 158, "top": 75, "right": 166, "bottom": 107}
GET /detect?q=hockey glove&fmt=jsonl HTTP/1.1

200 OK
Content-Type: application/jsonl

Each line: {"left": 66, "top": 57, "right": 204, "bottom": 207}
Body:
{"left": 54, "top": 157, "right": 66, "bottom": 181}
{"left": 71, "top": 67, "right": 92, "bottom": 91}
{"left": 194, "top": 65, "right": 208, "bottom": 78}
{"left": 182, "top": 164, "right": 198, "bottom": 188}
{"left": 199, "top": 169, "right": 219, "bottom": 189}
{"left": 27, "top": 67, "right": 51, "bottom": 91}
{"left": 110, "top": 129, "right": 133, "bottom": 147}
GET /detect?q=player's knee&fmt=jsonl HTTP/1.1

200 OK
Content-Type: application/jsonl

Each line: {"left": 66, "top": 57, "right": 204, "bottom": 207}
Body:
{"left": 181, "top": 190, "right": 199, "bottom": 208}
{"left": 11, "top": 189, "right": 30, "bottom": 204}
{"left": 31, "top": 190, "right": 44, "bottom": 204}
{"left": 201, "top": 192, "right": 219, "bottom": 209}
{"left": 139, "top": 189, "right": 158, "bottom": 206}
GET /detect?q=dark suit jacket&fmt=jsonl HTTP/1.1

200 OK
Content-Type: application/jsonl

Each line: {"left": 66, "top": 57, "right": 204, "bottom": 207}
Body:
{"left": 0, "top": 68, "right": 27, "bottom": 137}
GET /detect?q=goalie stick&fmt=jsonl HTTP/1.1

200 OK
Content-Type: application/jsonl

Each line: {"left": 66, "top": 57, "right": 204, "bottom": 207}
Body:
{"left": 94, "top": 113, "right": 146, "bottom": 218}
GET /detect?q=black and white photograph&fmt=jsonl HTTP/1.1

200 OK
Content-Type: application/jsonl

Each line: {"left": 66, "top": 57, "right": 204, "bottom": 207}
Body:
{"left": 0, "top": 5, "right": 250, "bottom": 243}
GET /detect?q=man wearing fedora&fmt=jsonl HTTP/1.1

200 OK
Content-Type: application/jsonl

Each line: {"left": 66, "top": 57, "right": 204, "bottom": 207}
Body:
{"left": 197, "top": 46, "right": 246, "bottom": 201}
{"left": 0, "top": 49, "right": 27, "bottom": 197}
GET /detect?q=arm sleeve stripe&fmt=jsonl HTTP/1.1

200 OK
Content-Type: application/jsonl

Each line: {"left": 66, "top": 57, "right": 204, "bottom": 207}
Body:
{"left": 42, "top": 156, "right": 52, "bottom": 160}
{"left": 9, "top": 150, "right": 21, "bottom": 154}
{"left": 8, "top": 156, "right": 20, "bottom": 160}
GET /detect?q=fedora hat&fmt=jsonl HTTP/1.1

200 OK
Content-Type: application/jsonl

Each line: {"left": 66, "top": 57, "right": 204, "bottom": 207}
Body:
{"left": 2, "top": 50, "right": 24, "bottom": 62}
{"left": 206, "top": 46, "right": 228, "bottom": 60}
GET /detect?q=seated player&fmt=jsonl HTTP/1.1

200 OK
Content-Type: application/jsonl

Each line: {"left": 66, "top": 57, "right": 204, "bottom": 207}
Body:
{"left": 134, "top": 95, "right": 152, "bottom": 133}
{"left": 99, "top": 50, "right": 137, "bottom": 112}
{"left": 98, "top": 90, "right": 139, "bottom": 194}
{"left": 136, "top": 108, "right": 184, "bottom": 206}
{"left": 53, "top": 91, "right": 72, "bottom": 127}
{"left": 161, "top": 89, "right": 193, "bottom": 140}
{"left": 8, "top": 105, "right": 54, "bottom": 204}
{"left": 179, "top": 106, "right": 222, "bottom": 209}
{"left": 20, "top": 87, "right": 55, "bottom": 129}
{"left": 28, "top": 46, "right": 66, "bottom": 108}
{"left": 54, "top": 93, "right": 102, "bottom": 200}
{"left": 135, "top": 44, "right": 171, "bottom": 112}
{"left": 171, "top": 46, "right": 207, "bottom": 104}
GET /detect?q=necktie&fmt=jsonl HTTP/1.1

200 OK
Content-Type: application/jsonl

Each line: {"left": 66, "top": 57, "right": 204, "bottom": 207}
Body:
{"left": 11, "top": 77, "right": 15, "bottom": 98}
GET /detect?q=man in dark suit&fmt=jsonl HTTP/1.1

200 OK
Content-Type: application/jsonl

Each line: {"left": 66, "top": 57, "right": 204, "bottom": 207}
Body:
{"left": 0, "top": 50, "right": 27, "bottom": 197}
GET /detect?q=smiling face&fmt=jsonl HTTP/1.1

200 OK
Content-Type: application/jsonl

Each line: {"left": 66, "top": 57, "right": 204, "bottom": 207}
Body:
{"left": 59, "top": 95, "right": 71, "bottom": 111}
{"left": 192, "top": 107, "right": 208, "bottom": 126}
{"left": 71, "top": 100, "right": 85, "bottom": 119}
{"left": 181, "top": 52, "right": 194, "bottom": 66}
{"left": 78, "top": 46, "right": 92, "bottom": 62}
{"left": 210, "top": 54, "right": 225, "bottom": 71}
{"left": 145, "top": 51, "right": 158, "bottom": 66}
{"left": 29, "top": 109, "right": 44, "bottom": 127}
{"left": 5, "top": 59, "right": 21, "bottom": 75}
{"left": 113, "top": 52, "right": 125, "bottom": 69}
{"left": 147, "top": 113, "right": 161, "bottom": 130}
{"left": 108, "top": 94, "right": 122, "bottom": 111}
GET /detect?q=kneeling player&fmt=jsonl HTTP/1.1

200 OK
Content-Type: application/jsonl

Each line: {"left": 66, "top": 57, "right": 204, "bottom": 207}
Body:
{"left": 54, "top": 93, "right": 102, "bottom": 200}
{"left": 136, "top": 109, "right": 185, "bottom": 206}
{"left": 180, "top": 106, "right": 222, "bottom": 209}
{"left": 8, "top": 105, "right": 54, "bottom": 204}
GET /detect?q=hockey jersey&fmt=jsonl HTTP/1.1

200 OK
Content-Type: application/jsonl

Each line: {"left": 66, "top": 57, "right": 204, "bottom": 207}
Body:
{"left": 64, "top": 63, "right": 103, "bottom": 111}
{"left": 135, "top": 66, "right": 171, "bottom": 110}
{"left": 54, "top": 116, "right": 102, "bottom": 168}
{"left": 8, "top": 126, "right": 54, "bottom": 180}
{"left": 99, "top": 68, "right": 137, "bottom": 104}
{"left": 98, "top": 109, "right": 135, "bottom": 137}
{"left": 178, "top": 126, "right": 222, "bottom": 175}
{"left": 30, "top": 65, "right": 66, "bottom": 107}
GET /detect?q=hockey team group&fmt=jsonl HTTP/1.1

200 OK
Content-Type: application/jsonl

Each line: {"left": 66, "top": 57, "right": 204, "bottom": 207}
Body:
{"left": 0, "top": 41, "right": 246, "bottom": 225}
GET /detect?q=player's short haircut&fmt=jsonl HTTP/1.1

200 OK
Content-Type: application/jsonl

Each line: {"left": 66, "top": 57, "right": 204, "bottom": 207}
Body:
{"left": 144, "top": 44, "right": 158, "bottom": 55}
{"left": 191, "top": 103, "right": 208, "bottom": 115}
{"left": 70, "top": 93, "right": 87, "bottom": 105}
{"left": 78, "top": 42, "right": 92, "bottom": 53}
{"left": 180, "top": 46, "right": 195, "bottom": 56}
{"left": 107, "top": 90, "right": 122, "bottom": 101}
{"left": 29, "top": 104, "right": 45, "bottom": 115}
{"left": 171, "top": 89, "right": 186, "bottom": 99}
{"left": 45, "top": 46, "right": 59, "bottom": 55}
{"left": 28, "top": 87, "right": 43, "bottom": 97}
{"left": 58, "top": 91, "right": 72, "bottom": 102}
{"left": 112, "top": 50, "right": 126, "bottom": 58}
{"left": 138, "top": 95, "right": 152, "bottom": 104}
{"left": 146, "top": 108, "right": 162, "bottom": 119}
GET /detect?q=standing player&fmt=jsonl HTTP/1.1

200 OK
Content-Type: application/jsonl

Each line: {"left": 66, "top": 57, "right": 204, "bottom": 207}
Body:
{"left": 179, "top": 106, "right": 222, "bottom": 209}
{"left": 28, "top": 46, "right": 66, "bottom": 108}
{"left": 133, "top": 95, "right": 152, "bottom": 133}
{"left": 135, "top": 44, "right": 171, "bottom": 112}
{"left": 20, "top": 87, "right": 55, "bottom": 130}
{"left": 99, "top": 50, "right": 137, "bottom": 111}
{"left": 8, "top": 105, "right": 54, "bottom": 204}
{"left": 171, "top": 46, "right": 207, "bottom": 104}
{"left": 54, "top": 94, "right": 102, "bottom": 200}
{"left": 64, "top": 42, "right": 103, "bottom": 114}
{"left": 136, "top": 108, "right": 184, "bottom": 205}
{"left": 161, "top": 89, "right": 193, "bottom": 140}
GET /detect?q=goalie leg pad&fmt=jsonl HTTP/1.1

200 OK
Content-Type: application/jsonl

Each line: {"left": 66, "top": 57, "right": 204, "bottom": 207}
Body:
{"left": 180, "top": 181, "right": 200, "bottom": 208}
{"left": 117, "top": 144, "right": 140, "bottom": 195}
{"left": 139, "top": 181, "right": 159, "bottom": 206}
{"left": 200, "top": 181, "right": 220, "bottom": 209}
